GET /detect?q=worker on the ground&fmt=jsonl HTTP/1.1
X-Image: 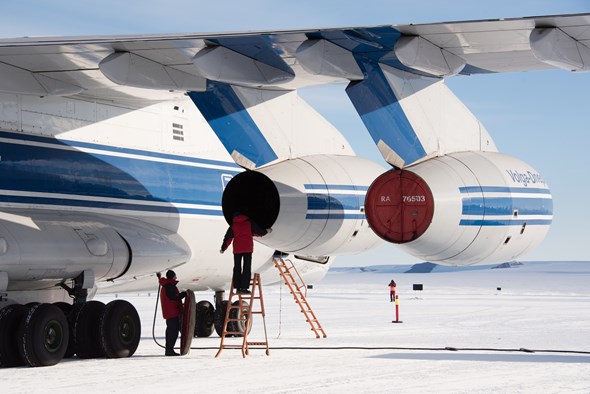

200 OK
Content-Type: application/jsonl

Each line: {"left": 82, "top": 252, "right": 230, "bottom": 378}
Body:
{"left": 220, "top": 212, "right": 271, "bottom": 294}
{"left": 389, "top": 279, "right": 397, "bottom": 302}
{"left": 157, "top": 270, "right": 186, "bottom": 356}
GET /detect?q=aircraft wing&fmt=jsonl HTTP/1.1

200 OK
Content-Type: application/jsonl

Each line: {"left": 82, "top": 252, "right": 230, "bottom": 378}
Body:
{"left": 0, "top": 12, "right": 588, "bottom": 103}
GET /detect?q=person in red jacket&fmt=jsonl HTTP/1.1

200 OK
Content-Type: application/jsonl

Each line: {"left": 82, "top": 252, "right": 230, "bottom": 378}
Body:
{"left": 220, "top": 213, "right": 271, "bottom": 293}
{"left": 157, "top": 270, "right": 186, "bottom": 356}
{"left": 389, "top": 279, "right": 397, "bottom": 302}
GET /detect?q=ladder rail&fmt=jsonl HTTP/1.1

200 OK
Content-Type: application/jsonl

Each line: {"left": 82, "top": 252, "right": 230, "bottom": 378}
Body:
{"left": 273, "top": 257, "right": 327, "bottom": 338}
{"left": 284, "top": 259, "right": 308, "bottom": 297}
{"left": 216, "top": 273, "right": 270, "bottom": 358}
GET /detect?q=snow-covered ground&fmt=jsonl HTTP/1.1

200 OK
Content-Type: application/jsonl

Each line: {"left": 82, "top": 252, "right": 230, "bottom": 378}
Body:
{"left": 2, "top": 261, "right": 589, "bottom": 393}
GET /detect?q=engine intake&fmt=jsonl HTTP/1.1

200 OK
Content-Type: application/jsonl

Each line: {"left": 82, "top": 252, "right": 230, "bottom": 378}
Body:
{"left": 221, "top": 155, "right": 384, "bottom": 256}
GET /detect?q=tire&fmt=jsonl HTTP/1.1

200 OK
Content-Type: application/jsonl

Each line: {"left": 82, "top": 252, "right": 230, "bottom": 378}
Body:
{"left": 213, "top": 300, "right": 228, "bottom": 337}
{"left": 214, "top": 300, "right": 250, "bottom": 337}
{"left": 74, "top": 301, "right": 106, "bottom": 359}
{"left": 195, "top": 300, "right": 214, "bottom": 337}
{"left": 99, "top": 300, "right": 141, "bottom": 358}
{"left": 18, "top": 303, "right": 69, "bottom": 367}
{"left": 229, "top": 300, "right": 250, "bottom": 336}
{"left": 0, "top": 304, "right": 28, "bottom": 367}
{"left": 53, "top": 302, "right": 75, "bottom": 359}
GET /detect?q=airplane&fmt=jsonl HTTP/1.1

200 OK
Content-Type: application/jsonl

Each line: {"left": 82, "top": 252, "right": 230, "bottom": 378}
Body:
{"left": 0, "top": 12, "right": 586, "bottom": 367}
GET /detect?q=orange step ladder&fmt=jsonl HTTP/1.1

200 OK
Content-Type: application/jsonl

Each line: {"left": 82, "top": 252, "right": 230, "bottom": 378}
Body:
{"left": 215, "top": 273, "right": 270, "bottom": 358}
{"left": 273, "top": 257, "right": 327, "bottom": 338}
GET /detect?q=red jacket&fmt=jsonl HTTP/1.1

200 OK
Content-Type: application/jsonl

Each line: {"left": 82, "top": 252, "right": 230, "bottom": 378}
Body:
{"left": 221, "top": 214, "right": 268, "bottom": 254}
{"left": 159, "top": 277, "right": 184, "bottom": 319}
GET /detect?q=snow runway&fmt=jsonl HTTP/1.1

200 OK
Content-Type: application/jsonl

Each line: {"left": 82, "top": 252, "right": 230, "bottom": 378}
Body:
{"left": 2, "top": 261, "right": 589, "bottom": 393}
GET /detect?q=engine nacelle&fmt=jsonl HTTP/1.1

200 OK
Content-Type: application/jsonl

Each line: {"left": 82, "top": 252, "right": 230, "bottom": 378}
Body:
{"left": 221, "top": 155, "right": 385, "bottom": 256}
{"left": 0, "top": 220, "right": 129, "bottom": 290}
{"left": 365, "top": 151, "right": 552, "bottom": 265}
{"left": 0, "top": 215, "right": 190, "bottom": 291}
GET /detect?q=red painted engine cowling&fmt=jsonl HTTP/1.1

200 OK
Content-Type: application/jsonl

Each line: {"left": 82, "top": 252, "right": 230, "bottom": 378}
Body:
{"left": 364, "top": 152, "right": 553, "bottom": 265}
{"left": 365, "top": 170, "right": 434, "bottom": 244}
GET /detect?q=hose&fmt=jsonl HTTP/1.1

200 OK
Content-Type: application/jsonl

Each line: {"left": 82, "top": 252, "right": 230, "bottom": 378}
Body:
{"left": 152, "top": 283, "right": 165, "bottom": 349}
{"left": 188, "top": 344, "right": 590, "bottom": 354}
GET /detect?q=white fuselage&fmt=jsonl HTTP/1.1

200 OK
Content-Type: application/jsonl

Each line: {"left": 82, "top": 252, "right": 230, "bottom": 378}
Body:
{"left": 0, "top": 91, "right": 379, "bottom": 302}
{"left": 0, "top": 93, "right": 269, "bottom": 296}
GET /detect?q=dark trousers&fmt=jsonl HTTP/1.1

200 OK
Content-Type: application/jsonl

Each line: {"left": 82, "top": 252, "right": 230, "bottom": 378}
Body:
{"left": 165, "top": 316, "right": 180, "bottom": 353}
{"left": 233, "top": 253, "right": 252, "bottom": 290}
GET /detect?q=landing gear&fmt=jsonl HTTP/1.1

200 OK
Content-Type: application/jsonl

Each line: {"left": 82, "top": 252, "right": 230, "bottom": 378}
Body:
{"left": 53, "top": 302, "right": 75, "bottom": 358}
{"left": 72, "top": 299, "right": 141, "bottom": 359}
{"left": 229, "top": 300, "right": 251, "bottom": 336}
{"left": 18, "top": 303, "right": 69, "bottom": 367}
{"left": 99, "top": 300, "right": 140, "bottom": 358}
{"left": 194, "top": 300, "right": 214, "bottom": 337}
{"left": 0, "top": 304, "right": 28, "bottom": 367}
{"left": 73, "top": 300, "right": 106, "bottom": 359}
{"left": 0, "top": 298, "right": 141, "bottom": 368}
{"left": 212, "top": 299, "right": 250, "bottom": 337}
{"left": 214, "top": 300, "right": 228, "bottom": 337}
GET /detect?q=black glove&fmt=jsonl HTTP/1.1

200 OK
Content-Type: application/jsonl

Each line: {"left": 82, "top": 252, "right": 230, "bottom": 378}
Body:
{"left": 156, "top": 272, "right": 161, "bottom": 279}
{"left": 179, "top": 291, "right": 187, "bottom": 299}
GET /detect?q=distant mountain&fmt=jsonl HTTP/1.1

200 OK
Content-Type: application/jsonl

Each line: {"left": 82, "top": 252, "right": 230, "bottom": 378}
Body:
{"left": 331, "top": 260, "right": 528, "bottom": 273}
{"left": 405, "top": 262, "right": 438, "bottom": 273}
{"left": 329, "top": 261, "right": 590, "bottom": 277}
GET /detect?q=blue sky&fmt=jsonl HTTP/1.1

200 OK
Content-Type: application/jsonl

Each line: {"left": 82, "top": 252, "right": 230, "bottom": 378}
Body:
{"left": 1, "top": 1, "right": 589, "bottom": 266}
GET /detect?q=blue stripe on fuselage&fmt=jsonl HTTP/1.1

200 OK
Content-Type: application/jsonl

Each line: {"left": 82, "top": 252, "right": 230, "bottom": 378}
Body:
{"left": 0, "top": 130, "right": 240, "bottom": 169}
{"left": 0, "top": 194, "right": 223, "bottom": 215}
{"left": 0, "top": 131, "right": 240, "bottom": 213}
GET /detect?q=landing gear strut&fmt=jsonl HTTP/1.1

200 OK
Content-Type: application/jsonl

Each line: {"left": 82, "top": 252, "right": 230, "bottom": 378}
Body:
{"left": 57, "top": 270, "right": 93, "bottom": 305}
{"left": 0, "top": 271, "right": 141, "bottom": 368}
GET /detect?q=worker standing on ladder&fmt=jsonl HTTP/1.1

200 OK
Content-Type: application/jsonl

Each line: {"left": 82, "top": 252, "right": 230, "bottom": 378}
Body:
{"left": 220, "top": 212, "right": 271, "bottom": 294}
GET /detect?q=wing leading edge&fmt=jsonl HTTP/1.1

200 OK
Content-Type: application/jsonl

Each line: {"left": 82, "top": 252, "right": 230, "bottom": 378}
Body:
{"left": 0, "top": 13, "right": 587, "bottom": 100}
{"left": 0, "top": 13, "right": 588, "bottom": 168}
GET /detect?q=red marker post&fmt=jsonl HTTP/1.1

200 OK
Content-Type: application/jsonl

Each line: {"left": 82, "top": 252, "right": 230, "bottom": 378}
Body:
{"left": 392, "top": 295, "right": 403, "bottom": 323}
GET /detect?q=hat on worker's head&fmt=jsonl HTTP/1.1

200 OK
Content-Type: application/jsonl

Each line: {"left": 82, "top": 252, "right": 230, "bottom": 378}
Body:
{"left": 166, "top": 270, "right": 176, "bottom": 279}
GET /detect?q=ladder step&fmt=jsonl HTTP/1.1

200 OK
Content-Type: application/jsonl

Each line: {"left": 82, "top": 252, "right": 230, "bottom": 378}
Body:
{"left": 273, "top": 257, "right": 327, "bottom": 339}
{"left": 217, "top": 273, "right": 269, "bottom": 358}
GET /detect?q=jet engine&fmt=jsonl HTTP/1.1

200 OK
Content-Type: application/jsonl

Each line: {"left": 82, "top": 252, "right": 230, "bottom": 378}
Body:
{"left": 221, "top": 155, "right": 385, "bottom": 256}
{"left": 364, "top": 151, "right": 553, "bottom": 265}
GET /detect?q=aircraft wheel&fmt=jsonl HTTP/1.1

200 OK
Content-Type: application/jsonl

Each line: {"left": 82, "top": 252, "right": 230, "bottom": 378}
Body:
{"left": 53, "top": 302, "right": 75, "bottom": 358}
{"left": 230, "top": 300, "right": 251, "bottom": 336}
{"left": 99, "top": 300, "right": 141, "bottom": 358}
{"left": 74, "top": 300, "right": 106, "bottom": 359}
{"left": 213, "top": 300, "right": 228, "bottom": 337}
{"left": 0, "top": 304, "right": 28, "bottom": 367}
{"left": 18, "top": 303, "right": 69, "bottom": 367}
{"left": 195, "top": 300, "right": 214, "bottom": 337}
